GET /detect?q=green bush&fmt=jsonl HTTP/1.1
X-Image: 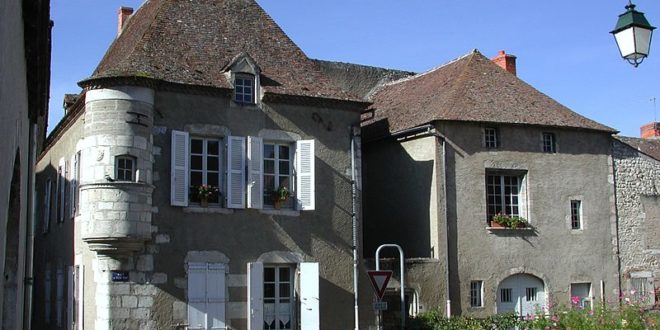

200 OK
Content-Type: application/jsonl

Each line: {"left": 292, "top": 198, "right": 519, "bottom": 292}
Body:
{"left": 408, "top": 303, "right": 660, "bottom": 330}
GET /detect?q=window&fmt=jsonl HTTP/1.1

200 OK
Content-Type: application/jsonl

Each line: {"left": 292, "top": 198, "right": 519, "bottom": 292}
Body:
{"left": 234, "top": 73, "right": 255, "bottom": 104}
{"left": 484, "top": 127, "right": 499, "bottom": 148}
{"left": 571, "top": 200, "right": 582, "bottom": 229}
{"left": 542, "top": 132, "right": 556, "bottom": 153}
{"left": 115, "top": 155, "right": 135, "bottom": 181}
{"left": 248, "top": 262, "right": 319, "bottom": 330}
{"left": 526, "top": 287, "right": 537, "bottom": 302}
{"left": 264, "top": 266, "right": 294, "bottom": 330}
{"left": 500, "top": 288, "right": 512, "bottom": 303}
{"left": 263, "top": 143, "right": 293, "bottom": 208}
{"left": 470, "top": 281, "right": 483, "bottom": 307}
{"left": 187, "top": 262, "right": 226, "bottom": 330}
{"left": 486, "top": 171, "right": 526, "bottom": 222}
{"left": 170, "top": 131, "right": 315, "bottom": 211}
{"left": 43, "top": 179, "right": 52, "bottom": 234}
{"left": 570, "top": 283, "right": 592, "bottom": 309}
{"left": 189, "top": 138, "right": 222, "bottom": 205}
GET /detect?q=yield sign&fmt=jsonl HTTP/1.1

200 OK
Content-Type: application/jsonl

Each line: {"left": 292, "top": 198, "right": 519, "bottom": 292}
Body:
{"left": 367, "top": 270, "right": 392, "bottom": 300}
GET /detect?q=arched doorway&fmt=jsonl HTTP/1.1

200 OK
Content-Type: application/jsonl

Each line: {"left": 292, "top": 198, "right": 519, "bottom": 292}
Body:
{"left": 496, "top": 274, "right": 545, "bottom": 316}
{"left": 3, "top": 151, "right": 20, "bottom": 330}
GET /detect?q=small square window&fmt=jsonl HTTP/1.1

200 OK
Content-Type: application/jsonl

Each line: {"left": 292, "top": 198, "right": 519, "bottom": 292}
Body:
{"left": 543, "top": 132, "right": 556, "bottom": 153}
{"left": 571, "top": 200, "right": 582, "bottom": 229}
{"left": 115, "top": 156, "right": 135, "bottom": 181}
{"left": 470, "top": 281, "right": 483, "bottom": 307}
{"left": 484, "top": 128, "right": 499, "bottom": 149}
{"left": 234, "top": 74, "right": 255, "bottom": 104}
{"left": 500, "top": 288, "right": 512, "bottom": 303}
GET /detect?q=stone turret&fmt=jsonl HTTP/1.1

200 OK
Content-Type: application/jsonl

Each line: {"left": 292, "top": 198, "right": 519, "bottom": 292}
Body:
{"left": 78, "top": 86, "right": 155, "bottom": 256}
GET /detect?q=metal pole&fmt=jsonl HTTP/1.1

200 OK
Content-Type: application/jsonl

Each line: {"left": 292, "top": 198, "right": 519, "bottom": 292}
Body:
{"left": 350, "top": 127, "right": 360, "bottom": 330}
{"left": 375, "top": 244, "right": 405, "bottom": 330}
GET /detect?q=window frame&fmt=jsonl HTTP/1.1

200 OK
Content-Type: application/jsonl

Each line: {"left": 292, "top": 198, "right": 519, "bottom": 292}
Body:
{"left": 263, "top": 142, "right": 294, "bottom": 208}
{"left": 484, "top": 127, "right": 499, "bottom": 149}
{"left": 189, "top": 137, "right": 223, "bottom": 206}
{"left": 485, "top": 170, "right": 527, "bottom": 223}
{"left": 470, "top": 280, "right": 484, "bottom": 307}
{"left": 263, "top": 265, "right": 295, "bottom": 330}
{"left": 542, "top": 132, "right": 556, "bottom": 153}
{"left": 500, "top": 287, "right": 512, "bottom": 303}
{"left": 115, "top": 155, "right": 136, "bottom": 182}
{"left": 234, "top": 73, "right": 256, "bottom": 104}
{"left": 570, "top": 200, "right": 582, "bottom": 230}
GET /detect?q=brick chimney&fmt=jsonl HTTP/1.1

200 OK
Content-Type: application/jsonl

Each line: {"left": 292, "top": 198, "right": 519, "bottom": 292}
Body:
{"left": 491, "top": 50, "right": 517, "bottom": 76}
{"left": 641, "top": 122, "right": 660, "bottom": 139}
{"left": 117, "top": 7, "right": 134, "bottom": 36}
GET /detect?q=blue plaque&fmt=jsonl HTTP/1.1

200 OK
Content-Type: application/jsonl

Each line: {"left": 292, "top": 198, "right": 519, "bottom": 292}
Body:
{"left": 111, "top": 271, "right": 129, "bottom": 282}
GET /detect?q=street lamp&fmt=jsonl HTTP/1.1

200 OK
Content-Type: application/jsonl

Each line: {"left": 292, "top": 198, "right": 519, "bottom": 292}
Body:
{"left": 611, "top": 1, "right": 655, "bottom": 67}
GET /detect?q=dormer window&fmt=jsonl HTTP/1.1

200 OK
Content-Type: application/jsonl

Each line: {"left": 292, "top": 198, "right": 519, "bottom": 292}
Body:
{"left": 234, "top": 73, "right": 255, "bottom": 104}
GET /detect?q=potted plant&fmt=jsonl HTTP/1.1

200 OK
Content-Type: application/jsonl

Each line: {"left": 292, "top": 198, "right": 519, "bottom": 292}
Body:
{"left": 272, "top": 185, "right": 290, "bottom": 209}
{"left": 491, "top": 213, "right": 528, "bottom": 229}
{"left": 193, "top": 184, "right": 219, "bottom": 207}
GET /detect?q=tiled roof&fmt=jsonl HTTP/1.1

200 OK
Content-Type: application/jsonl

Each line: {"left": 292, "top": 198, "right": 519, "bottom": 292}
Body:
{"left": 80, "top": 0, "right": 362, "bottom": 103}
{"left": 366, "top": 50, "right": 616, "bottom": 133}
{"left": 615, "top": 136, "right": 660, "bottom": 161}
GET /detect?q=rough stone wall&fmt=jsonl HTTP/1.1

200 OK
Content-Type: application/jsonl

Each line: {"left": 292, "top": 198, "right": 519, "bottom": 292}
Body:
{"left": 613, "top": 138, "right": 660, "bottom": 305}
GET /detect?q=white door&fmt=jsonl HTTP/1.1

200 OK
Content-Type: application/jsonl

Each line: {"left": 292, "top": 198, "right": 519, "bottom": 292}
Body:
{"left": 497, "top": 274, "right": 545, "bottom": 316}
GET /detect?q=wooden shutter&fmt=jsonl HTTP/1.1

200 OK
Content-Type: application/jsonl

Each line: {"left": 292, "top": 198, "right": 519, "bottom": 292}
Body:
{"left": 171, "top": 130, "right": 189, "bottom": 206}
{"left": 187, "top": 262, "right": 207, "bottom": 330}
{"left": 43, "top": 179, "right": 51, "bottom": 234}
{"left": 207, "top": 264, "right": 226, "bottom": 330}
{"left": 227, "top": 136, "right": 246, "bottom": 209}
{"left": 295, "top": 140, "right": 315, "bottom": 210}
{"left": 247, "top": 262, "right": 264, "bottom": 330}
{"left": 299, "top": 262, "right": 319, "bottom": 329}
{"left": 247, "top": 136, "right": 263, "bottom": 209}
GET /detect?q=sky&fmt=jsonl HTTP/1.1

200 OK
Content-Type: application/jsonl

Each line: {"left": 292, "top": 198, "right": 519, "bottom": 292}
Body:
{"left": 49, "top": 0, "right": 660, "bottom": 137}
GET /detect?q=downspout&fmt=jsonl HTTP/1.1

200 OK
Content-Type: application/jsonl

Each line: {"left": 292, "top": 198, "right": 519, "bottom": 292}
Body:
{"left": 610, "top": 139, "right": 623, "bottom": 305}
{"left": 441, "top": 137, "right": 451, "bottom": 317}
{"left": 350, "top": 126, "right": 360, "bottom": 330}
{"left": 24, "top": 123, "right": 37, "bottom": 330}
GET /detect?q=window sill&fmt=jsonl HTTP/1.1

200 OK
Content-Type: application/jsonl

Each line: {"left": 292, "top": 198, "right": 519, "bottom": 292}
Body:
{"left": 259, "top": 209, "right": 300, "bottom": 217}
{"left": 183, "top": 206, "right": 234, "bottom": 214}
{"left": 486, "top": 226, "right": 534, "bottom": 231}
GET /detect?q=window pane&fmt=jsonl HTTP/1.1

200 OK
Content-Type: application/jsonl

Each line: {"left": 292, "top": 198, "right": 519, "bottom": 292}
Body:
{"left": 279, "top": 267, "right": 290, "bottom": 281}
{"left": 264, "top": 145, "right": 275, "bottom": 159}
{"left": 264, "top": 160, "right": 275, "bottom": 174}
{"left": 279, "top": 284, "right": 290, "bottom": 297}
{"left": 279, "top": 161, "right": 290, "bottom": 175}
{"left": 207, "top": 140, "right": 219, "bottom": 155}
{"left": 264, "top": 267, "right": 275, "bottom": 282}
{"left": 190, "top": 172, "right": 202, "bottom": 186}
{"left": 279, "top": 146, "right": 290, "bottom": 160}
{"left": 191, "top": 139, "right": 203, "bottom": 154}
{"left": 207, "top": 173, "right": 219, "bottom": 187}
{"left": 190, "top": 155, "right": 203, "bottom": 170}
{"left": 207, "top": 157, "right": 219, "bottom": 171}
{"left": 264, "top": 283, "right": 275, "bottom": 298}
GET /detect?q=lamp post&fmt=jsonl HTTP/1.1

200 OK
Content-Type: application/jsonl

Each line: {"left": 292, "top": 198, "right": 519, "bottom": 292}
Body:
{"left": 611, "top": 1, "right": 655, "bottom": 67}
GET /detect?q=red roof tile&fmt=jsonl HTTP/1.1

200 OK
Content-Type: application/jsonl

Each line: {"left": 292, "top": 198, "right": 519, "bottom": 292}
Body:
{"left": 367, "top": 50, "right": 616, "bottom": 133}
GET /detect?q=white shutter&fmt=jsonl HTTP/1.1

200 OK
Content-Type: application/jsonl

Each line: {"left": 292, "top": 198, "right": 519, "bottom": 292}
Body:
{"left": 227, "top": 136, "right": 246, "bottom": 209}
{"left": 299, "top": 262, "right": 319, "bottom": 329}
{"left": 75, "top": 265, "right": 84, "bottom": 330}
{"left": 43, "top": 179, "right": 51, "bottom": 233}
{"left": 207, "top": 264, "right": 226, "bottom": 330}
{"left": 247, "top": 136, "right": 263, "bottom": 209}
{"left": 188, "top": 262, "right": 207, "bottom": 330}
{"left": 247, "top": 262, "right": 264, "bottom": 330}
{"left": 70, "top": 154, "right": 78, "bottom": 218}
{"left": 58, "top": 158, "right": 65, "bottom": 222}
{"left": 295, "top": 140, "right": 315, "bottom": 210}
{"left": 67, "top": 266, "right": 74, "bottom": 330}
{"left": 171, "top": 130, "right": 190, "bottom": 206}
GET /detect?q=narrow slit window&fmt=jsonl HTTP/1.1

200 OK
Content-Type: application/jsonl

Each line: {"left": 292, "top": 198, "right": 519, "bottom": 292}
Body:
{"left": 470, "top": 281, "right": 483, "bottom": 307}
{"left": 542, "top": 132, "right": 556, "bottom": 153}
{"left": 484, "top": 127, "right": 499, "bottom": 149}
{"left": 571, "top": 200, "right": 582, "bottom": 229}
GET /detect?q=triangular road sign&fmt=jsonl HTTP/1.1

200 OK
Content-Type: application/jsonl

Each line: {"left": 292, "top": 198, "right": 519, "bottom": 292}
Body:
{"left": 367, "top": 270, "right": 392, "bottom": 300}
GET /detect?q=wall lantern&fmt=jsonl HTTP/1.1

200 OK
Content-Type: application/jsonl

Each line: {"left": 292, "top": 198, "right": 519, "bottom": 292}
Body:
{"left": 611, "top": 1, "right": 655, "bottom": 67}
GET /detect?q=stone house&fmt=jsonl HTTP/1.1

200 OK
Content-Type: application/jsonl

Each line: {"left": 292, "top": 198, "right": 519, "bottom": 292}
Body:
{"left": 344, "top": 50, "right": 622, "bottom": 318}
{"left": 32, "top": 1, "right": 374, "bottom": 329}
{"left": 612, "top": 131, "right": 660, "bottom": 308}
{"left": 0, "top": 0, "right": 51, "bottom": 329}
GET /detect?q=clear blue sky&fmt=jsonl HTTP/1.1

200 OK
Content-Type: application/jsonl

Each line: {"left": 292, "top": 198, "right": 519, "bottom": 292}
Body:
{"left": 49, "top": 0, "right": 659, "bottom": 137}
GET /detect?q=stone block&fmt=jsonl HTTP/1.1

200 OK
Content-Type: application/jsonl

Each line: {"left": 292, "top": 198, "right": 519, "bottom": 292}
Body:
{"left": 122, "top": 295, "right": 138, "bottom": 308}
{"left": 113, "top": 308, "right": 130, "bottom": 319}
{"left": 155, "top": 234, "right": 170, "bottom": 244}
{"left": 112, "top": 283, "right": 131, "bottom": 295}
{"left": 150, "top": 273, "right": 167, "bottom": 284}
{"left": 174, "top": 277, "right": 187, "bottom": 289}
{"left": 137, "top": 255, "right": 154, "bottom": 272}
{"left": 133, "top": 284, "right": 156, "bottom": 296}
{"left": 134, "top": 136, "right": 148, "bottom": 149}
{"left": 131, "top": 308, "right": 150, "bottom": 320}
{"left": 138, "top": 296, "right": 154, "bottom": 308}
{"left": 172, "top": 301, "right": 187, "bottom": 321}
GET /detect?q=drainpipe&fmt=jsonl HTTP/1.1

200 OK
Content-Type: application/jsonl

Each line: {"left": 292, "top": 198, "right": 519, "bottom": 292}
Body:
{"left": 350, "top": 126, "right": 360, "bottom": 330}
{"left": 441, "top": 137, "right": 451, "bottom": 317}
{"left": 609, "top": 139, "right": 623, "bottom": 304}
{"left": 24, "top": 123, "right": 37, "bottom": 330}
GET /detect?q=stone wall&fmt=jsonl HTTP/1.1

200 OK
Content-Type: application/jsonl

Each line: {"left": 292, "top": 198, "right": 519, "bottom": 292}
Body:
{"left": 613, "top": 137, "right": 660, "bottom": 306}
